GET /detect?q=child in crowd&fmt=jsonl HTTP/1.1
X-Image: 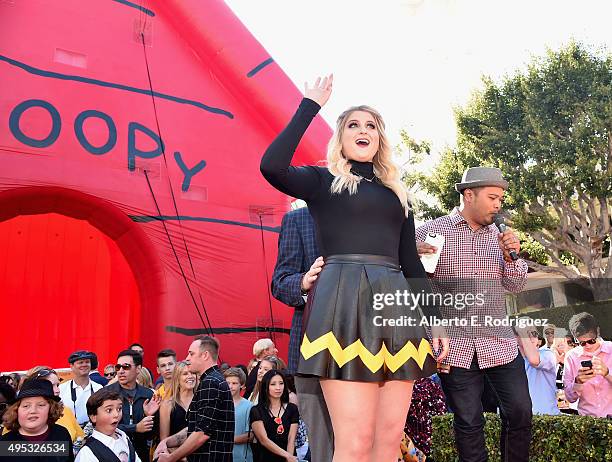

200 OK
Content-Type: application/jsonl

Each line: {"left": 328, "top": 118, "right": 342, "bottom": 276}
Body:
{"left": 75, "top": 388, "right": 141, "bottom": 462}
{"left": 224, "top": 368, "right": 253, "bottom": 462}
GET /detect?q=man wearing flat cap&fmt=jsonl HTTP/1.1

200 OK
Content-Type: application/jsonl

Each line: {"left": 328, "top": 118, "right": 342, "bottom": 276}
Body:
{"left": 416, "top": 167, "right": 531, "bottom": 461}
{"left": 59, "top": 350, "right": 103, "bottom": 426}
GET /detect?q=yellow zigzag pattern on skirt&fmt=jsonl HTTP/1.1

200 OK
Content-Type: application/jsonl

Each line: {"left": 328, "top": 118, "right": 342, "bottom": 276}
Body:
{"left": 300, "top": 333, "right": 434, "bottom": 373}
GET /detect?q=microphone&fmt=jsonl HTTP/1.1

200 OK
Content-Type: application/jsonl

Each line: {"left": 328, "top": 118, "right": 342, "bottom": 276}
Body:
{"left": 493, "top": 214, "right": 519, "bottom": 261}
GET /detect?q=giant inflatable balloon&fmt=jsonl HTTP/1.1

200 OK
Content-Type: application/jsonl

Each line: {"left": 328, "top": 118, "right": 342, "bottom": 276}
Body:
{"left": 0, "top": 0, "right": 331, "bottom": 371}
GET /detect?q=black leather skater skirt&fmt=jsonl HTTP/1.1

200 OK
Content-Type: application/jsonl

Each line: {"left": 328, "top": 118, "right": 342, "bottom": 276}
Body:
{"left": 298, "top": 254, "right": 437, "bottom": 381}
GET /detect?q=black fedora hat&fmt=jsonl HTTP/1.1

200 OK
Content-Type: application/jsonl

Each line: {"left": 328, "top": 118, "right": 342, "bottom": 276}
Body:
{"left": 17, "top": 379, "right": 60, "bottom": 402}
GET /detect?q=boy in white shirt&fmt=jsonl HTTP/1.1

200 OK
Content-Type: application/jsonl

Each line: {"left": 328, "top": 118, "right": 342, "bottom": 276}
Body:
{"left": 76, "top": 388, "right": 142, "bottom": 462}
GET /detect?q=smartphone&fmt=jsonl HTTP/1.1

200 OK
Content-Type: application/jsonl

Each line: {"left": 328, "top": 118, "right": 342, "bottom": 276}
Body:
{"left": 581, "top": 360, "right": 593, "bottom": 369}
{"left": 420, "top": 233, "right": 445, "bottom": 273}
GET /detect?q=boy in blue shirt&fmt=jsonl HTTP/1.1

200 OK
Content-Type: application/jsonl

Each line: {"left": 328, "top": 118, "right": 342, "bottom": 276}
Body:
{"left": 224, "top": 368, "right": 253, "bottom": 462}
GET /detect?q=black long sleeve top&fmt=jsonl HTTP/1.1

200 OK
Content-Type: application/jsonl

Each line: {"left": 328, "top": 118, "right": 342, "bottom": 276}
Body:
{"left": 260, "top": 98, "right": 440, "bottom": 318}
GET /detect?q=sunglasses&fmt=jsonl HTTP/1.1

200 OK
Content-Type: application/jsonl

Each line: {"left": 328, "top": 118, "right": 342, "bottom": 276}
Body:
{"left": 104, "top": 372, "right": 116, "bottom": 378}
{"left": 578, "top": 338, "right": 597, "bottom": 347}
{"left": 115, "top": 363, "right": 133, "bottom": 371}
{"left": 34, "top": 368, "right": 55, "bottom": 379}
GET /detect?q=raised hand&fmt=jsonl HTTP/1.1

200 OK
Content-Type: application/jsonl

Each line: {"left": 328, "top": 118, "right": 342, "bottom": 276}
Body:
{"left": 143, "top": 393, "right": 162, "bottom": 416}
{"left": 304, "top": 74, "right": 333, "bottom": 107}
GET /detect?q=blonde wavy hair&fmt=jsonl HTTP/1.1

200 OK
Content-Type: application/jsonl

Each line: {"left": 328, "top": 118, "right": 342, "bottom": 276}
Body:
{"left": 137, "top": 367, "right": 154, "bottom": 389}
{"left": 327, "top": 105, "right": 411, "bottom": 215}
{"left": 168, "top": 361, "right": 197, "bottom": 411}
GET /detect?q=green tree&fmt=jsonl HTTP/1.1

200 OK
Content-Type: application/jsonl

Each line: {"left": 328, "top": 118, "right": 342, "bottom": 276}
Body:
{"left": 417, "top": 42, "right": 612, "bottom": 300}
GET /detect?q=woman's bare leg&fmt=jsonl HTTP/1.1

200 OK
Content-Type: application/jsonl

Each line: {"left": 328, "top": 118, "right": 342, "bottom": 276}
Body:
{"left": 371, "top": 380, "right": 414, "bottom": 462}
{"left": 320, "top": 379, "right": 379, "bottom": 462}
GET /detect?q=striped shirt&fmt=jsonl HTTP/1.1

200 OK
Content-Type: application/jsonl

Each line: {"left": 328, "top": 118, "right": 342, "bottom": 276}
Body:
{"left": 415, "top": 208, "right": 528, "bottom": 369}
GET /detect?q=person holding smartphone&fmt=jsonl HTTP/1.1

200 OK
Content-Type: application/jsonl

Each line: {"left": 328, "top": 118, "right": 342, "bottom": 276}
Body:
{"left": 563, "top": 312, "right": 611, "bottom": 418}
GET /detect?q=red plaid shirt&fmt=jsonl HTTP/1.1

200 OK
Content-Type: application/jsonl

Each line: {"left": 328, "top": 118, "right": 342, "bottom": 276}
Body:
{"left": 415, "top": 208, "right": 528, "bottom": 369}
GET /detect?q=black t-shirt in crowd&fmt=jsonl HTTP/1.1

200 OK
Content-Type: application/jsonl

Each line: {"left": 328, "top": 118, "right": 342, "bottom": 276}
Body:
{"left": 249, "top": 403, "right": 299, "bottom": 462}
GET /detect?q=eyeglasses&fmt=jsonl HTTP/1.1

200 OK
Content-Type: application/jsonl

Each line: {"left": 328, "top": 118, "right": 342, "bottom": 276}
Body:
{"left": 104, "top": 372, "right": 116, "bottom": 378}
{"left": 115, "top": 363, "right": 133, "bottom": 371}
{"left": 578, "top": 338, "right": 597, "bottom": 347}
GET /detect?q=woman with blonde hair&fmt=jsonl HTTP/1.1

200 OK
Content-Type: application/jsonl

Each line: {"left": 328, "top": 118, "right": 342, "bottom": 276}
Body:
{"left": 159, "top": 361, "right": 197, "bottom": 440}
{"left": 136, "top": 367, "right": 154, "bottom": 390}
{"left": 260, "top": 75, "right": 448, "bottom": 462}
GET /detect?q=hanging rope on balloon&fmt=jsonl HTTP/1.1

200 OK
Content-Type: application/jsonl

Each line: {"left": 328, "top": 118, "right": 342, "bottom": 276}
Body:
{"left": 137, "top": 15, "right": 214, "bottom": 337}
{"left": 142, "top": 171, "right": 212, "bottom": 335}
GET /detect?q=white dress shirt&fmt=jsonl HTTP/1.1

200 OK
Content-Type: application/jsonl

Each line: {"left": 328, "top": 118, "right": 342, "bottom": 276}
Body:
{"left": 59, "top": 378, "right": 103, "bottom": 425}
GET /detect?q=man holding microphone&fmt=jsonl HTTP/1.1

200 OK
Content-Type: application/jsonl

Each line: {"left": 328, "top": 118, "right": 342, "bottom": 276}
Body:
{"left": 416, "top": 167, "right": 531, "bottom": 462}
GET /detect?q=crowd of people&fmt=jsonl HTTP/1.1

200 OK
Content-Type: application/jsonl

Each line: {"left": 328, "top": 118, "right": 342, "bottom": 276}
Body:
{"left": 2, "top": 77, "right": 611, "bottom": 462}
{"left": 0, "top": 339, "right": 296, "bottom": 462}
{"left": 0, "top": 313, "right": 609, "bottom": 462}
